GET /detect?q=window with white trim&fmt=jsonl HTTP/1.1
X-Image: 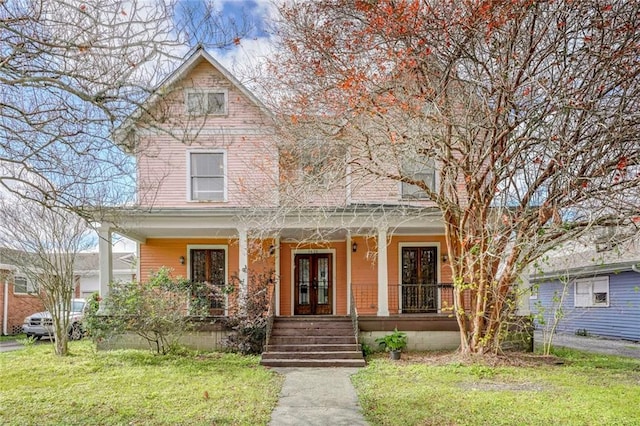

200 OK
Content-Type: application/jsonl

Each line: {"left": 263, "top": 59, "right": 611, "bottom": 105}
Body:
{"left": 185, "top": 90, "right": 227, "bottom": 115}
{"left": 574, "top": 277, "right": 609, "bottom": 307}
{"left": 13, "top": 275, "right": 34, "bottom": 294}
{"left": 401, "top": 154, "right": 436, "bottom": 199}
{"left": 189, "top": 152, "right": 226, "bottom": 202}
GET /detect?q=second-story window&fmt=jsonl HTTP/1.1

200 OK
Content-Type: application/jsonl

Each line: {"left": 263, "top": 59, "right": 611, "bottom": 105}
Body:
{"left": 185, "top": 89, "right": 227, "bottom": 116}
{"left": 13, "top": 275, "right": 31, "bottom": 294}
{"left": 401, "top": 155, "right": 436, "bottom": 199}
{"left": 190, "top": 152, "right": 225, "bottom": 202}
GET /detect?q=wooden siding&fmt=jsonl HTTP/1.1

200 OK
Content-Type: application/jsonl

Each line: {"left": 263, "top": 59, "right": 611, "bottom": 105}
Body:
{"left": 136, "top": 59, "right": 278, "bottom": 209}
{"left": 532, "top": 271, "right": 640, "bottom": 341}
{"left": 351, "top": 236, "right": 379, "bottom": 315}
{"left": 139, "top": 238, "right": 239, "bottom": 283}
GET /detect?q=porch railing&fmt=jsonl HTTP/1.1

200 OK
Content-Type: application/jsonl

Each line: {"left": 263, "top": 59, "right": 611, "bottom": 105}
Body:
{"left": 351, "top": 282, "right": 469, "bottom": 315}
{"left": 349, "top": 286, "right": 359, "bottom": 344}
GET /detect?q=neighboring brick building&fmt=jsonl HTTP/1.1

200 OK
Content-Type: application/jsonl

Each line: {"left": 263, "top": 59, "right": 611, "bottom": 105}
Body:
{"left": 0, "top": 265, "right": 44, "bottom": 335}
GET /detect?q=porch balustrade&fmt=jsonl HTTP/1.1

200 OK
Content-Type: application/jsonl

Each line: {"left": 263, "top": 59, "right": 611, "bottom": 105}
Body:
{"left": 351, "top": 282, "right": 469, "bottom": 315}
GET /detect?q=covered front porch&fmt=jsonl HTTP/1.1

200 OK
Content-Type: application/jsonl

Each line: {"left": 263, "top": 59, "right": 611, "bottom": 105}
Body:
{"left": 96, "top": 206, "right": 460, "bottom": 325}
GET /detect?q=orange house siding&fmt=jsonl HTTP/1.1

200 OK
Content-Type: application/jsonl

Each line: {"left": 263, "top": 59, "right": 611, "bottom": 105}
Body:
{"left": 349, "top": 234, "right": 452, "bottom": 314}
{"left": 140, "top": 234, "right": 451, "bottom": 316}
{"left": 351, "top": 236, "right": 378, "bottom": 315}
{"left": 140, "top": 238, "right": 239, "bottom": 283}
{"left": 140, "top": 238, "right": 275, "bottom": 294}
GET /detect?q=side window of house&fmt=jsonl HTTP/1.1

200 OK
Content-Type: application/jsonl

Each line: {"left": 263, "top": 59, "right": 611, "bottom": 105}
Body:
{"left": 186, "top": 90, "right": 227, "bottom": 116}
{"left": 574, "top": 276, "right": 609, "bottom": 307}
{"left": 13, "top": 276, "right": 30, "bottom": 294}
{"left": 189, "top": 152, "right": 225, "bottom": 202}
{"left": 401, "top": 154, "right": 436, "bottom": 199}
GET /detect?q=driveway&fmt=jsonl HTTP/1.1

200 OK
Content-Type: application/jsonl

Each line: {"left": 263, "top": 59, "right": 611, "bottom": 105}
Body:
{"left": 534, "top": 331, "right": 640, "bottom": 359}
{"left": 0, "top": 340, "right": 24, "bottom": 353}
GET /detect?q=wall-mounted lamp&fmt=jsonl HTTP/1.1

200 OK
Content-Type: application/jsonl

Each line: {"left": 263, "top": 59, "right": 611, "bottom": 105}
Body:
{"left": 179, "top": 256, "right": 185, "bottom": 265}
{"left": 441, "top": 255, "right": 448, "bottom": 263}
{"left": 352, "top": 242, "right": 358, "bottom": 253}
{"left": 269, "top": 245, "right": 276, "bottom": 256}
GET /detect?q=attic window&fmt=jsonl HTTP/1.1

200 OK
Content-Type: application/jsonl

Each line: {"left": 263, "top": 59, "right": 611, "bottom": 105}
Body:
{"left": 186, "top": 90, "right": 227, "bottom": 116}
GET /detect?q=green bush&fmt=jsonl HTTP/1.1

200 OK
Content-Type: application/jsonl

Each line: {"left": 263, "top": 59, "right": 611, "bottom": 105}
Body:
{"left": 85, "top": 268, "right": 195, "bottom": 354}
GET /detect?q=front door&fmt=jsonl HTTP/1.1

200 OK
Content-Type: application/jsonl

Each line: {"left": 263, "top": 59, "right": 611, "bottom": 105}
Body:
{"left": 294, "top": 253, "right": 332, "bottom": 315}
{"left": 401, "top": 247, "right": 438, "bottom": 313}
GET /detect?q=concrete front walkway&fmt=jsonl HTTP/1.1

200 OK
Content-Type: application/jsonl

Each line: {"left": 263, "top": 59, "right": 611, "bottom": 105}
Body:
{"left": 268, "top": 367, "right": 368, "bottom": 426}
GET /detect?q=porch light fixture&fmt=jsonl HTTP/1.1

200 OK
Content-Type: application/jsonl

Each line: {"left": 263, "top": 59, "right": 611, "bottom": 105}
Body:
{"left": 441, "top": 255, "right": 448, "bottom": 263}
{"left": 269, "top": 245, "right": 276, "bottom": 256}
{"left": 352, "top": 242, "right": 358, "bottom": 253}
{"left": 179, "top": 256, "right": 185, "bottom": 265}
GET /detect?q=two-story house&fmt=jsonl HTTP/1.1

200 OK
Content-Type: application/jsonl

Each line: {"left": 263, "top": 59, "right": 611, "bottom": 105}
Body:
{"left": 97, "top": 48, "right": 462, "bottom": 362}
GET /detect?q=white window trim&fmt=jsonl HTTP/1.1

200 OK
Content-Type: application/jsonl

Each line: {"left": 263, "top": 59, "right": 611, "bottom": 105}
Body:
{"left": 186, "top": 150, "right": 228, "bottom": 202}
{"left": 13, "top": 274, "right": 33, "bottom": 294}
{"left": 574, "top": 276, "right": 610, "bottom": 308}
{"left": 187, "top": 244, "right": 229, "bottom": 316}
{"left": 397, "top": 242, "right": 441, "bottom": 313}
{"left": 184, "top": 88, "right": 229, "bottom": 116}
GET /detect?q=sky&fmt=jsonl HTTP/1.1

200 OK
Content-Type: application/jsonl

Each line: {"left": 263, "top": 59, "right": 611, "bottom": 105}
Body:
{"left": 177, "top": 0, "right": 277, "bottom": 83}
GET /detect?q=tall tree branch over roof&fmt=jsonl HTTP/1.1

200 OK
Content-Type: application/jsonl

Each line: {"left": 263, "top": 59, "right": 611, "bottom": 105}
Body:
{"left": 0, "top": 0, "right": 252, "bottom": 215}
{"left": 266, "top": 0, "right": 640, "bottom": 354}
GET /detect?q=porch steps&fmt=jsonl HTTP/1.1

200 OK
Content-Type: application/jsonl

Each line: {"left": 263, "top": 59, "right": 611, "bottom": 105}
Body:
{"left": 261, "top": 316, "right": 365, "bottom": 368}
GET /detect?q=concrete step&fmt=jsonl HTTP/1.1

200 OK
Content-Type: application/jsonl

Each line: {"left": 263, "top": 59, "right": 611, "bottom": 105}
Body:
{"left": 262, "top": 316, "right": 365, "bottom": 368}
{"left": 268, "top": 335, "right": 357, "bottom": 345}
{"left": 260, "top": 358, "right": 366, "bottom": 368}
{"left": 271, "top": 327, "right": 355, "bottom": 336}
{"left": 274, "top": 318, "right": 353, "bottom": 327}
{"left": 261, "top": 351, "right": 364, "bottom": 360}
{"left": 266, "top": 344, "right": 361, "bottom": 352}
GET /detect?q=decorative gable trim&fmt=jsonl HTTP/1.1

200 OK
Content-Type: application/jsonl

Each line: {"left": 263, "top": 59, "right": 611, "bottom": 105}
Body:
{"left": 114, "top": 46, "right": 272, "bottom": 146}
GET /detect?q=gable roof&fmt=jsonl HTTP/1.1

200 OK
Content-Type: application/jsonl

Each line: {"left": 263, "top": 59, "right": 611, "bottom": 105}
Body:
{"left": 531, "top": 238, "right": 640, "bottom": 281}
{"left": 0, "top": 248, "right": 135, "bottom": 275}
{"left": 115, "top": 46, "right": 272, "bottom": 145}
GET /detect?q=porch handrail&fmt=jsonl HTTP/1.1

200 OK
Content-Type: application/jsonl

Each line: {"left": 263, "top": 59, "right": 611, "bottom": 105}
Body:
{"left": 349, "top": 285, "right": 359, "bottom": 345}
{"left": 264, "top": 283, "right": 276, "bottom": 350}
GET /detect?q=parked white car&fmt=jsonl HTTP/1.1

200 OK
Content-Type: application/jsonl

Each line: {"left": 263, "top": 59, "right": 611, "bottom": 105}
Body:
{"left": 22, "top": 299, "right": 87, "bottom": 340}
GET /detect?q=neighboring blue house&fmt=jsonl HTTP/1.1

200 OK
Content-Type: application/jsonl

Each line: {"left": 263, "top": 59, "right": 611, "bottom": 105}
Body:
{"left": 530, "top": 240, "right": 640, "bottom": 342}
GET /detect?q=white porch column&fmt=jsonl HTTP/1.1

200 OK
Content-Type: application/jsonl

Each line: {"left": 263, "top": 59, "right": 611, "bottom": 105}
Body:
{"left": 377, "top": 227, "right": 389, "bottom": 316}
{"left": 274, "top": 236, "right": 281, "bottom": 316}
{"left": 238, "top": 227, "right": 248, "bottom": 297}
{"left": 98, "top": 226, "right": 113, "bottom": 298}
{"left": 346, "top": 233, "right": 352, "bottom": 314}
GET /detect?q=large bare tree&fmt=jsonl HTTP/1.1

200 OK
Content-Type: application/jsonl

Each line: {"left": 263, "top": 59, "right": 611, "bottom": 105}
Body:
{"left": 0, "top": 189, "right": 94, "bottom": 356}
{"left": 0, "top": 0, "right": 253, "bottom": 214}
{"left": 265, "top": 0, "right": 640, "bottom": 354}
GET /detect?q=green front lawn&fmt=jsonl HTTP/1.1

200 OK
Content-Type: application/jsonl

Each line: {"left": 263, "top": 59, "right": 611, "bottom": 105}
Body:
{"left": 0, "top": 341, "right": 282, "bottom": 425}
{"left": 353, "top": 349, "right": 640, "bottom": 426}
{"left": 0, "top": 333, "right": 24, "bottom": 342}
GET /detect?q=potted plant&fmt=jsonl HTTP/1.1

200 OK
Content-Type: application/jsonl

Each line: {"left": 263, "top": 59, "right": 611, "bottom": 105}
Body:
{"left": 375, "top": 328, "right": 408, "bottom": 360}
